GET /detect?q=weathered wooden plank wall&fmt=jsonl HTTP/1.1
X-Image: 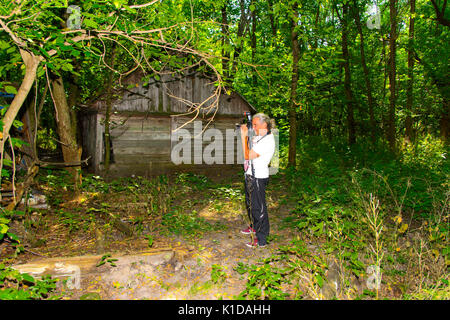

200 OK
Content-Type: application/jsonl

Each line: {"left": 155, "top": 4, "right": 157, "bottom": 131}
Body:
{"left": 91, "top": 74, "right": 252, "bottom": 116}
{"left": 170, "top": 116, "right": 243, "bottom": 166}
{"left": 91, "top": 114, "right": 243, "bottom": 176}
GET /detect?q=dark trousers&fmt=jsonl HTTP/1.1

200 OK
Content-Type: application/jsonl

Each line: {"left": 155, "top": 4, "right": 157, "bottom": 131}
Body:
{"left": 244, "top": 174, "right": 270, "bottom": 245}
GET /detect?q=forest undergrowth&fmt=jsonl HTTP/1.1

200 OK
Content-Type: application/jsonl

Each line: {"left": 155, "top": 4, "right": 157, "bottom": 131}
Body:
{"left": 0, "top": 135, "right": 448, "bottom": 300}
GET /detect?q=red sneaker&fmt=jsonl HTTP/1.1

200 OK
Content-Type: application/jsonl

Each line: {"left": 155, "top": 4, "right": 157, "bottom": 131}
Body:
{"left": 240, "top": 227, "right": 256, "bottom": 235}
{"left": 246, "top": 238, "right": 258, "bottom": 248}
{"left": 245, "top": 238, "right": 267, "bottom": 248}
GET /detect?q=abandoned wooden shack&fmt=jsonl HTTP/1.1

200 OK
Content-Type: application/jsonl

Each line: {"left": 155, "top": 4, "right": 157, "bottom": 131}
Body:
{"left": 80, "top": 71, "right": 256, "bottom": 177}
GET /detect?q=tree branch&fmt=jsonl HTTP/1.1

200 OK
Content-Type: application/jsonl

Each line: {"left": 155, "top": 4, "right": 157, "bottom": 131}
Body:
{"left": 430, "top": 0, "right": 450, "bottom": 27}
{"left": 0, "top": 18, "right": 26, "bottom": 47}
{"left": 128, "top": 0, "right": 160, "bottom": 9}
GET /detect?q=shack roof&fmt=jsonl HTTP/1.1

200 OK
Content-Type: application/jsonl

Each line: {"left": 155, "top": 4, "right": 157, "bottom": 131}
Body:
{"left": 83, "top": 69, "right": 257, "bottom": 116}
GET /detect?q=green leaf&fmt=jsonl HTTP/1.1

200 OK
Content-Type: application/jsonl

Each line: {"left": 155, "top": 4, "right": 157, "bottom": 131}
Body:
{"left": 11, "top": 137, "right": 28, "bottom": 148}
{"left": 12, "top": 120, "right": 23, "bottom": 128}
{"left": 96, "top": 261, "right": 105, "bottom": 267}
{"left": 21, "top": 273, "right": 36, "bottom": 284}
{"left": 4, "top": 86, "right": 17, "bottom": 95}
{"left": 0, "top": 288, "right": 32, "bottom": 300}
{"left": 0, "top": 168, "right": 10, "bottom": 178}
{"left": 71, "top": 49, "right": 81, "bottom": 57}
{"left": 83, "top": 18, "right": 99, "bottom": 29}
{"left": 0, "top": 217, "right": 10, "bottom": 224}
{"left": 37, "top": 46, "right": 51, "bottom": 59}
{"left": 315, "top": 274, "right": 324, "bottom": 288}
{"left": 1, "top": 158, "right": 12, "bottom": 167}
{"left": 6, "top": 46, "right": 16, "bottom": 54}
{"left": 7, "top": 232, "right": 19, "bottom": 242}
{"left": 0, "top": 40, "right": 10, "bottom": 50}
{"left": 0, "top": 223, "right": 9, "bottom": 234}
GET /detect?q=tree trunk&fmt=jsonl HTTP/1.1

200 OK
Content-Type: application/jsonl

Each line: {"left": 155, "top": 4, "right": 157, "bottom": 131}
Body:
{"left": 268, "top": 0, "right": 276, "bottom": 36}
{"left": 0, "top": 50, "right": 41, "bottom": 190}
{"left": 104, "top": 44, "right": 117, "bottom": 173}
{"left": 25, "top": 81, "right": 49, "bottom": 160}
{"left": 288, "top": 3, "right": 300, "bottom": 168}
{"left": 405, "top": 0, "right": 416, "bottom": 143}
{"left": 50, "top": 76, "right": 82, "bottom": 190}
{"left": 20, "top": 86, "right": 39, "bottom": 168}
{"left": 67, "top": 75, "right": 81, "bottom": 146}
{"left": 314, "top": 3, "right": 320, "bottom": 49}
{"left": 341, "top": 3, "right": 356, "bottom": 145}
{"left": 381, "top": 37, "right": 389, "bottom": 140}
{"left": 221, "top": 3, "right": 230, "bottom": 80}
{"left": 387, "top": 0, "right": 398, "bottom": 152}
{"left": 354, "top": 1, "right": 377, "bottom": 145}
{"left": 250, "top": 0, "right": 257, "bottom": 86}
{"left": 232, "top": 0, "right": 248, "bottom": 74}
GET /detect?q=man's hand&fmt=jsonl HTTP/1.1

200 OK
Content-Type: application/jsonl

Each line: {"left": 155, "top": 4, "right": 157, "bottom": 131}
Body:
{"left": 240, "top": 124, "right": 260, "bottom": 160}
{"left": 240, "top": 124, "right": 248, "bottom": 137}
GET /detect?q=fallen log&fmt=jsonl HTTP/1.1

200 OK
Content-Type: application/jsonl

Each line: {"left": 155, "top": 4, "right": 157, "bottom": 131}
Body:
{"left": 36, "top": 156, "right": 91, "bottom": 168}
{"left": 11, "top": 246, "right": 188, "bottom": 289}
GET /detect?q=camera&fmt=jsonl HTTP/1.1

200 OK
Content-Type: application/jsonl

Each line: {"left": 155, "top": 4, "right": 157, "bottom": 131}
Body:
{"left": 235, "top": 112, "right": 253, "bottom": 130}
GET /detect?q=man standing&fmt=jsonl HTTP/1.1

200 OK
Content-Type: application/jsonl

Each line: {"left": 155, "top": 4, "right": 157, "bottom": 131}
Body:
{"left": 240, "top": 113, "right": 276, "bottom": 248}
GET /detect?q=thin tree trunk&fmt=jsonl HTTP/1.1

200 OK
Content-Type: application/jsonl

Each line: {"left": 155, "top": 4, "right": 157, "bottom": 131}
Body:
{"left": 303, "top": 3, "right": 321, "bottom": 137}
{"left": 268, "top": 0, "right": 276, "bottom": 36}
{"left": 405, "top": 0, "right": 416, "bottom": 143}
{"left": 36, "top": 82, "right": 49, "bottom": 132}
{"left": 314, "top": 3, "right": 320, "bottom": 49}
{"left": 221, "top": 3, "right": 230, "bottom": 80}
{"left": 104, "top": 44, "right": 117, "bottom": 173}
{"left": 232, "top": 0, "right": 248, "bottom": 74}
{"left": 341, "top": 3, "right": 356, "bottom": 145}
{"left": 12, "top": 79, "right": 48, "bottom": 182}
{"left": 33, "top": 81, "right": 49, "bottom": 158}
{"left": 381, "top": 37, "right": 389, "bottom": 140}
{"left": 354, "top": 1, "right": 376, "bottom": 145}
{"left": 288, "top": 3, "right": 300, "bottom": 168}
{"left": 250, "top": 0, "right": 257, "bottom": 86}
{"left": 387, "top": 0, "right": 398, "bottom": 152}
{"left": 20, "top": 86, "right": 38, "bottom": 168}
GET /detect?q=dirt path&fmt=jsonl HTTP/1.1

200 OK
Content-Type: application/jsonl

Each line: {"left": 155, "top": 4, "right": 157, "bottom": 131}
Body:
{"left": 70, "top": 197, "right": 297, "bottom": 299}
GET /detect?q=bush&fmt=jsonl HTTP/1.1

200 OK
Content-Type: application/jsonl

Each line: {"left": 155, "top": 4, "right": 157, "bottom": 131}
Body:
{"left": 0, "top": 264, "right": 59, "bottom": 300}
{"left": 400, "top": 134, "right": 448, "bottom": 170}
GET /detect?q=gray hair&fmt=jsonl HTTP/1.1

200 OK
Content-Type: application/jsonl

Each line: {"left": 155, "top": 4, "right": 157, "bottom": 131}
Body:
{"left": 253, "top": 113, "right": 276, "bottom": 133}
